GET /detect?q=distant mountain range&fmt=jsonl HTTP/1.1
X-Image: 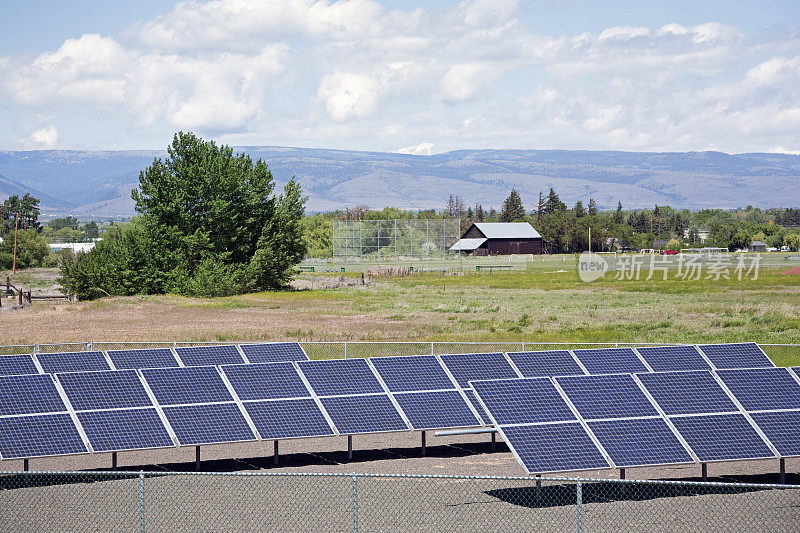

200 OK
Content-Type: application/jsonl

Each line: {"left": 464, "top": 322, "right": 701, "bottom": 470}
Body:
{"left": 1, "top": 148, "right": 798, "bottom": 219}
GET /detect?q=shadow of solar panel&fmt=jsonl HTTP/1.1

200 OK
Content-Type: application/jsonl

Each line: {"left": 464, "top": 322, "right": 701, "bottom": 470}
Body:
{"left": 0, "top": 354, "right": 38, "bottom": 376}
{"left": 636, "top": 371, "right": 739, "bottom": 415}
{"left": 571, "top": 348, "right": 649, "bottom": 374}
{"left": 0, "top": 414, "right": 88, "bottom": 459}
{"left": 57, "top": 370, "right": 152, "bottom": 411}
{"left": 506, "top": 351, "right": 585, "bottom": 378}
{"left": 239, "top": 343, "right": 308, "bottom": 363}
{"left": 297, "top": 359, "right": 384, "bottom": 397}
{"left": 588, "top": 418, "right": 693, "bottom": 467}
{"left": 320, "top": 394, "right": 408, "bottom": 434}
{"left": 393, "top": 390, "right": 481, "bottom": 430}
{"left": 555, "top": 374, "right": 658, "bottom": 420}
{"left": 36, "top": 351, "right": 110, "bottom": 373}
{"left": 140, "top": 367, "right": 233, "bottom": 405}
{"left": 750, "top": 411, "right": 800, "bottom": 457}
{"left": 697, "top": 343, "right": 774, "bottom": 369}
{"left": 502, "top": 423, "right": 610, "bottom": 474}
{"left": 0, "top": 374, "right": 67, "bottom": 416}
{"left": 716, "top": 368, "right": 800, "bottom": 412}
{"left": 77, "top": 408, "right": 174, "bottom": 452}
{"left": 221, "top": 363, "right": 310, "bottom": 401}
{"left": 369, "top": 356, "right": 455, "bottom": 392}
{"left": 670, "top": 414, "right": 775, "bottom": 462}
{"left": 162, "top": 403, "right": 256, "bottom": 446}
{"left": 438, "top": 353, "right": 518, "bottom": 388}
{"left": 175, "top": 345, "right": 245, "bottom": 366}
{"left": 635, "top": 346, "right": 711, "bottom": 372}
{"left": 471, "top": 378, "right": 576, "bottom": 425}
{"left": 106, "top": 349, "right": 179, "bottom": 370}
{"left": 244, "top": 399, "right": 335, "bottom": 439}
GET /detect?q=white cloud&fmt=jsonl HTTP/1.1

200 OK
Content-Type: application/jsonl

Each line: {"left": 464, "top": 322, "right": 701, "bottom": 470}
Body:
{"left": 395, "top": 142, "right": 434, "bottom": 155}
{"left": 317, "top": 72, "right": 380, "bottom": 121}
{"left": 22, "top": 126, "right": 58, "bottom": 148}
{"left": 598, "top": 26, "right": 650, "bottom": 41}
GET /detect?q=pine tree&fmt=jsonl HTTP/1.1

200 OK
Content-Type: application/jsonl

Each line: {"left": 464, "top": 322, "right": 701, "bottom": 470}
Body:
{"left": 587, "top": 198, "right": 598, "bottom": 216}
{"left": 613, "top": 201, "right": 624, "bottom": 224}
{"left": 544, "top": 188, "right": 566, "bottom": 213}
{"left": 500, "top": 189, "right": 526, "bottom": 222}
{"left": 573, "top": 201, "right": 586, "bottom": 218}
{"left": 536, "top": 191, "right": 545, "bottom": 219}
{"left": 475, "top": 204, "right": 485, "bottom": 222}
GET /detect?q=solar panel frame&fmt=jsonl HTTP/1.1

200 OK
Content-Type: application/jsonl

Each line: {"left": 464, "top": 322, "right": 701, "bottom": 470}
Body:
{"left": 392, "top": 390, "right": 482, "bottom": 430}
{"left": 369, "top": 355, "right": 458, "bottom": 392}
{"left": 438, "top": 353, "right": 521, "bottom": 388}
{"left": 220, "top": 362, "right": 312, "bottom": 401}
{"left": 56, "top": 370, "right": 154, "bottom": 411}
{"left": 319, "top": 394, "right": 409, "bottom": 434}
{"left": 571, "top": 348, "right": 651, "bottom": 374}
{"left": 0, "top": 374, "right": 69, "bottom": 416}
{"left": 716, "top": 368, "right": 800, "bottom": 412}
{"left": 697, "top": 343, "right": 775, "bottom": 370}
{"left": 635, "top": 370, "right": 740, "bottom": 416}
{"left": 0, "top": 354, "right": 39, "bottom": 376}
{"left": 243, "top": 398, "right": 337, "bottom": 440}
{"left": 554, "top": 374, "right": 660, "bottom": 420}
{"left": 749, "top": 410, "right": 800, "bottom": 458}
{"left": 106, "top": 348, "right": 180, "bottom": 370}
{"left": 470, "top": 378, "right": 577, "bottom": 425}
{"left": 506, "top": 350, "right": 587, "bottom": 378}
{"left": 76, "top": 408, "right": 175, "bottom": 453}
{"left": 174, "top": 345, "right": 245, "bottom": 367}
{"left": 669, "top": 413, "right": 776, "bottom": 462}
{"left": 139, "top": 366, "right": 234, "bottom": 406}
{"left": 587, "top": 418, "right": 695, "bottom": 468}
{"left": 239, "top": 342, "right": 309, "bottom": 363}
{"left": 0, "top": 413, "right": 89, "bottom": 459}
{"left": 161, "top": 403, "right": 257, "bottom": 446}
{"left": 297, "top": 359, "right": 385, "bottom": 397}
{"left": 635, "top": 346, "right": 712, "bottom": 372}
{"left": 35, "top": 351, "right": 111, "bottom": 374}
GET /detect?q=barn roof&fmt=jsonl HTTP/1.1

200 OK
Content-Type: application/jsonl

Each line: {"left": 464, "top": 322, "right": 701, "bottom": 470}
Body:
{"left": 449, "top": 238, "right": 487, "bottom": 251}
{"left": 472, "top": 222, "right": 541, "bottom": 239}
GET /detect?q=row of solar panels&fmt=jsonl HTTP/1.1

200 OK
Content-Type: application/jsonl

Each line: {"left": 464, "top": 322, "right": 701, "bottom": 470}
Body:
{"left": 472, "top": 365, "right": 800, "bottom": 475}
{"left": 0, "top": 343, "right": 309, "bottom": 376}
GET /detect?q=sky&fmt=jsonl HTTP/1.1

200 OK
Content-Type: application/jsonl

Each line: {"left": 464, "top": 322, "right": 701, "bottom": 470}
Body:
{"left": 1, "top": 0, "right": 799, "bottom": 154}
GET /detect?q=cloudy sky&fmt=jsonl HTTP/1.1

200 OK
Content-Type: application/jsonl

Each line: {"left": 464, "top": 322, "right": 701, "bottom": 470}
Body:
{"left": 1, "top": 0, "right": 799, "bottom": 154}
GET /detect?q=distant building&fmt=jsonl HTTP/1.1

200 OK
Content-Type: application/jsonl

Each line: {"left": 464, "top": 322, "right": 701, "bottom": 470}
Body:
{"left": 48, "top": 242, "right": 96, "bottom": 253}
{"left": 748, "top": 240, "right": 767, "bottom": 253}
{"left": 450, "top": 222, "right": 543, "bottom": 255}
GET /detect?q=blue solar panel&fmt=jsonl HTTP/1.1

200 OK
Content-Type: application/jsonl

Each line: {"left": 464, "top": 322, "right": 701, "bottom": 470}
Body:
{"left": 792, "top": 367, "right": 800, "bottom": 380}
{"left": 162, "top": 403, "right": 256, "bottom": 445}
{"left": 370, "top": 356, "right": 456, "bottom": 392}
{"left": 502, "top": 423, "right": 611, "bottom": 474}
{"left": 77, "top": 408, "right": 174, "bottom": 452}
{"left": 636, "top": 371, "right": 739, "bottom": 415}
{"left": 588, "top": 418, "right": 693, "bottom": 467}
{"left": 320, "top": 394, "right": 408, "bottom": 434}
{"left": 297, "top": 359, "right": 384, "bottom": 396}
{"left": 56, "top": 370, "right": 152, "bottom": 411}
{"left": 221, "top": 363, "right": 310, "bottom": 401}
{"left": 0, "top": 374, "right": 67, "bottom": 416}
{"left": 0, "top": 414, "right": 88, "bottom": 459}
{"left": 106, "top": 348, "right": 179, "bottom": 370}
{"left": 36, "top": 351, "right": 111, "bottom": 373}
{"left": 467, "top": 390, "right": 490, "bottom": 425}
{"left": 471, "top": 378, "right": 576, "bottom": 425}
{"left": 506, "top": 351, "right": 585, "bottom": 378}
{"left": 716, "top": 368, "right": 800, "bottom": 412}
{"left": 750, "top": 411, "right": 800, "bottom": 457}
{"left": 438, "top": 353, "right": 519, "bottom": 388}
{"left": 635, "top": 346, "right": 711, "bottom": 372}
{"left": 393, "top": 390, "right": 481, "bottom": 430}
{"left": 0, "top": 354, "right": 39, "bottom": 376}
{"left": 571, "top": 348, "right": 649, "bottom": 374}
{"left": 175, "top": 345, "right": 245, "bottom": 366}
{"left": 239, "top": 343, "right": 308, "bottom": 363}
{"left": 697, "top": 343, "right": 774, "bottom": 369}
{"left": 555, "top": 374, "right": 659, "bottom": 420}
{"left": 243, "top": 399, "right": 335, "bottom": 439}
{"left": 670, "top": 414, "right": 775, "bottom": 461}
{"left": 140, "top": 366, "right": 233, "bottom": 405}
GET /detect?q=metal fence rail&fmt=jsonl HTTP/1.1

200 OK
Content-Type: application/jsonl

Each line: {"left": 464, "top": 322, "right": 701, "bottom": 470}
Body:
{"left": 0, "top": 471, "right": 797, "bottom": 532}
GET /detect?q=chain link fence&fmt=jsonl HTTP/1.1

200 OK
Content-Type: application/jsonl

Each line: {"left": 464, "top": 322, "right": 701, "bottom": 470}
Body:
{"left": 0, "top": 471, "right": 798, "bottom": 532}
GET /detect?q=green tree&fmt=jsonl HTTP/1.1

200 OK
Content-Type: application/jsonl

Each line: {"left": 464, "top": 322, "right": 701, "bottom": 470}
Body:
{"left": 573, "top": 201, "right": 586, "bottom": 218}
{"left": 613, "top": 201, "right": 624, "bottom": 224}
{"left": 0, "top": 229, "right": 49, "bottom": 270}
{"left": 587, "top": 198, "right": 598, "bottom": 216}
{"left": 500, "top": 189, "right": 526, "bottom": 221}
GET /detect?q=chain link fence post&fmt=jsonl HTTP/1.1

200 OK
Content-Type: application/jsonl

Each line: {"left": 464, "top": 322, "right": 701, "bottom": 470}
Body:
{"left": 139, "top": 473, "right": 145, "bottom": 533}
{"left": 351, "top": 474, "right": 358, "bottom": 533}
{"left": 576, "top": 481, "right": 583, "bottom": 533}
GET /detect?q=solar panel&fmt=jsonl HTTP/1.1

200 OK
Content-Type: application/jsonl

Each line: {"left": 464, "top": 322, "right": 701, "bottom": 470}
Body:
{"left": 221, "top": 363, "right": 311, "bottom": 401}
{"left": 56, "top": 370, "right": 152, "bottom": 411}
{"left": 697, "top": 343, "right": 774, "bottom": 369}
{"left": 243, "top": 399, "right": 335, "bottom": 439}
{"left": 438, "top": 353, "right": 519, "bottom": 388}
{"left": 571, "top": 348, "right": 649, "bottom": 374}
{"left": 0, "top": 374, "right": 68, "bottom": 416}
{"left": 239, "top": 343, "right": 309, "bottom": 363}
{"left": 555, "top": 374, "right": 659, "bottom": 420}
{"left": 76, "top": 408, "right": 174, "bottom": 452}
{"left": 501, "top": 423, "right": 611, "bottom": 474}
{"left": 716, "top": 368, "right": 800, "bottom": 412}
{"left": 0, "top": 414, "right": 88, "bottom": 459}
{"left": 792, "top": 367, "right": 800, "bottom": 380}
{"left": 369, "top": 356, "right": 456, "bottom": 392}
{"left": 506, "top": 351, "right": 585, "bottom": 378}
{"left": 174, "top": 345, "right": 245, "bottom": 367}
{"left": 749, "top": 411, "right": 800, "bottom": 457}
{"left": 106, "top": 348, "right": 180, "bottom": 370}
{"left": 0, "top": 354, "right": 39, "bottom": 376}
{"left": 297, "top": 359, "right": 384, "bottom": 397}
{"left": 636, "top": 371, "right": 739, "bottom": 416}
{"left": 587, "top": 418, "right": 694, "bottom": 467}
{"left": 320, "top": 394, "right": 408, "bottom": 434}
{"left": 471, "top": 378, "right": 576, "bottom": 425}
{"left": 670, "top": 414, "right": 775, "bottom": 462}
{"left": 140, "top": 366, "right": 233, "bottom": 405}
{"left": 635, "top": 346, "right": 711, "bottom": 372}
{"left": 162, "top": 403, "right": 256, "bottom": 445}
{"left": 393, "top": 390, "right": 481, "bottom": 430}
{"left": 36, "top": 351, "right": 111, "bottom": 373}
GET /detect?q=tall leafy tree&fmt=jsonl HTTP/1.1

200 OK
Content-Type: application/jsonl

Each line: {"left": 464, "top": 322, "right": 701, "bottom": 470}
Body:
{"left": 500, "top": 189, "right": 526, "bottom": 221}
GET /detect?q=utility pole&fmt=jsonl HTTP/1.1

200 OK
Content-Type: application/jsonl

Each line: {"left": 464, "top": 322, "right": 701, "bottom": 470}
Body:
{"left": 12, "top": 213, "right": 19, "bottom": 274}
{"left": 588, "top": 227, "right": 591, "bottom": 253}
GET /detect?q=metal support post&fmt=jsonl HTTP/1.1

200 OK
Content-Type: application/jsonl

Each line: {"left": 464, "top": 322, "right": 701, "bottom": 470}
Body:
{"left": 23, "top": 459, "right": 29, "bottom": 471}
{"left": 112, "top": 452, "right": 117, "bottom": 471}
{"left": 619, "top": 468, "right": 626, "bottom": 497}
{"left": 347, "top": 435, "right": 353, "bottom": 460}
{"left": 620, "top": 468, "right": 625, "bottom": 480}
{"left": 701, "top": 462, "right": 707, "bottom": 481}
{"left": 421, "top": 431, "right": 426, "bottom": 456}
{"left": 576, "top": 481, "right": 583, "bottom": 533}
{"left": 780, "top": 457, "right": 786, "bottom": 484}
{"left": 344, "top": 342, "right": 348, "bottom": 359}
{"left": 274, "top": 440, "right": 279, "bottom": 466}
{"left": 352, "top": 474, "right": 358, "bottom": 533}
{"left": 535, "top": 475, "right": 542, "bottom": 503}
{"left": 139, "top": 473, "right": 145, "bottom": 533}
{"left": 491, "top": 431, "right": 496, "bottom": 451}
{"left": 195, "top": 446, "right": 201, "bottom": 471}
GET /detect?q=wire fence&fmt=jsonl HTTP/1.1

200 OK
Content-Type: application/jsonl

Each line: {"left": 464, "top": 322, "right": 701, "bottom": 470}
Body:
{"left": 0, "top": 471, "right": 797, "bottom": 532}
